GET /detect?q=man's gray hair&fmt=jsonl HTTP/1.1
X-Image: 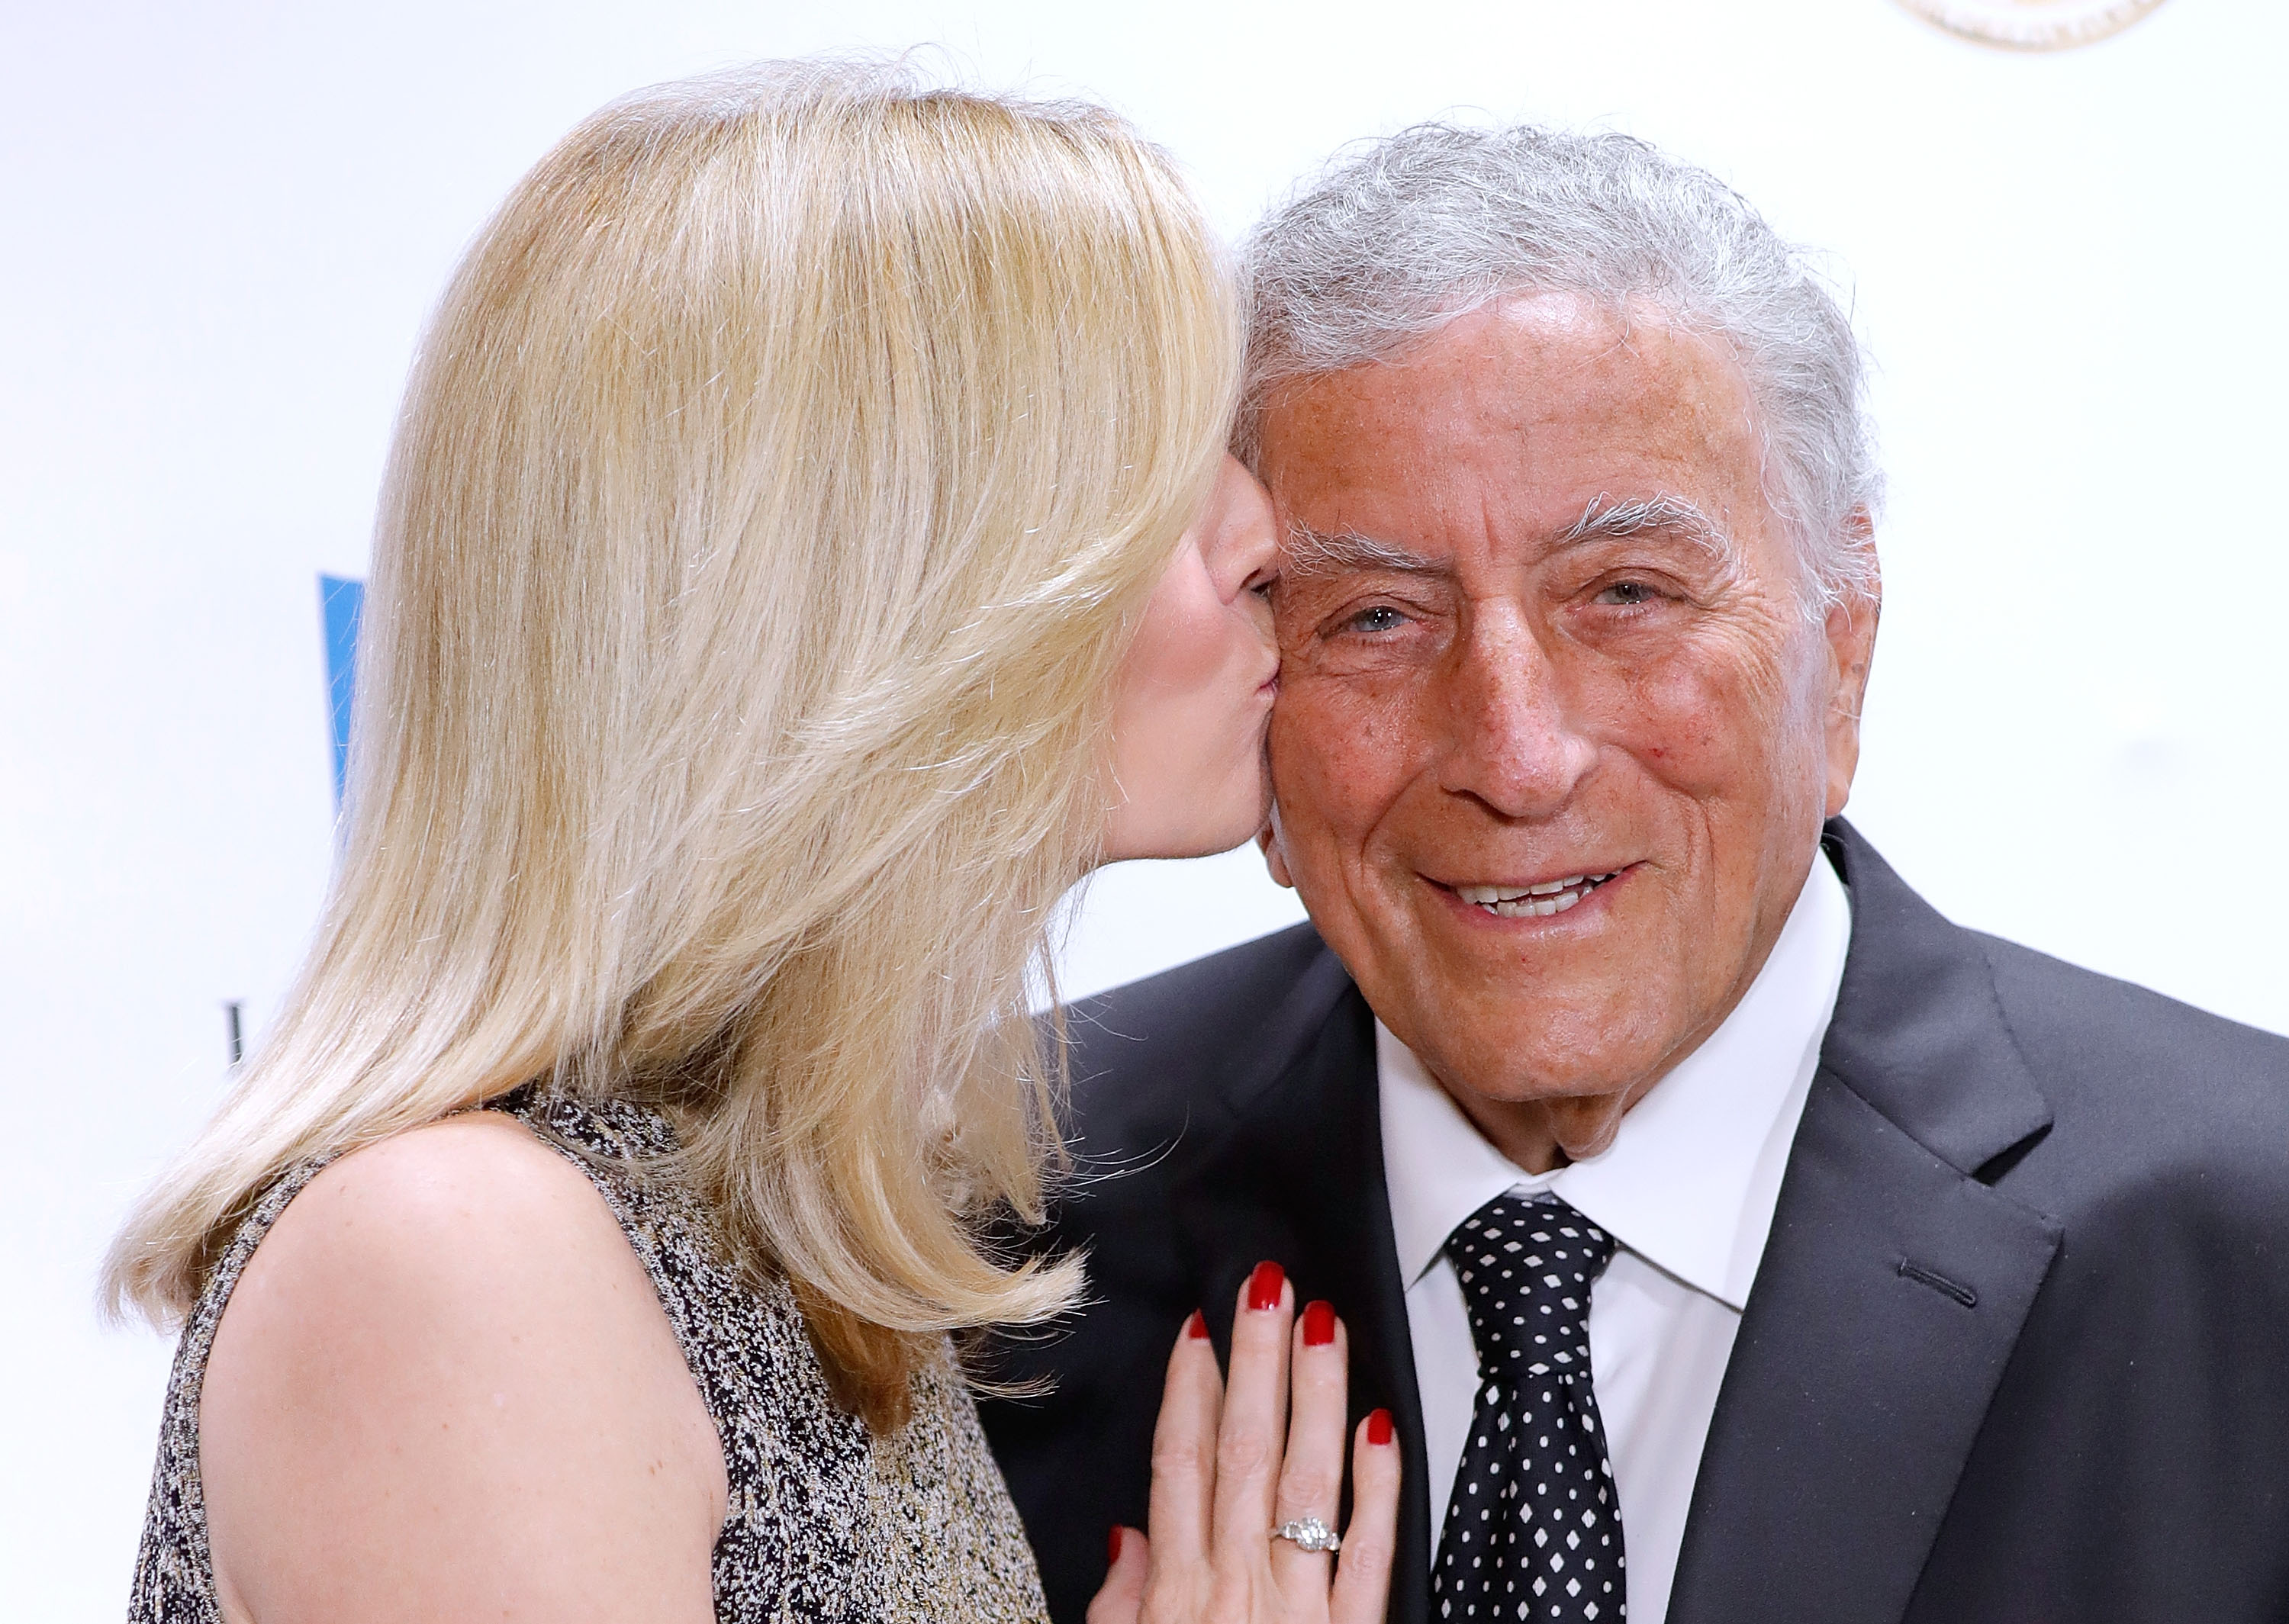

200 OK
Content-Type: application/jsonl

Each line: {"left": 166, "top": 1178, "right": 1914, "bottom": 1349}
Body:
{"left": 1238, "top": 124, "right": 1882, "bottom": 609}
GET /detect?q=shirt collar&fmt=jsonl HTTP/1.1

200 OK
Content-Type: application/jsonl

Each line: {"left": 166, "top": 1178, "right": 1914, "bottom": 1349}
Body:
{"left": 1378, "top": 850, "right": 1852, "bottom": 1311}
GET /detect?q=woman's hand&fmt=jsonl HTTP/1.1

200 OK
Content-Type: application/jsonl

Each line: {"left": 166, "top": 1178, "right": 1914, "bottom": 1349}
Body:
{"left": 1089, "top": 1262, "right": 1400, "bottom": 1624}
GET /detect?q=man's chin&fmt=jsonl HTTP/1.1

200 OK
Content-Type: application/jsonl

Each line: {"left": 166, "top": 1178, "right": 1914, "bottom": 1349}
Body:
{"left": 1389, "top": 968, "right": 1681, "bottom": 1083}
{"left": 1426, "top": 1044, "right": 1655, "bottom": 1111}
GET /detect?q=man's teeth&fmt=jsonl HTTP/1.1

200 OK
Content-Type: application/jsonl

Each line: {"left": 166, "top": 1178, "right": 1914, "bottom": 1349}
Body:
{"left": 1454, "top": 873, "right": 1616, "bottom": 918}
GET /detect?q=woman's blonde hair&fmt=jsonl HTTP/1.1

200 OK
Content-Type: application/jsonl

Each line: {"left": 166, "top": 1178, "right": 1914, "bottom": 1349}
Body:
{"left": 103, "top": 62, "right": 1239, "bottom": 1429}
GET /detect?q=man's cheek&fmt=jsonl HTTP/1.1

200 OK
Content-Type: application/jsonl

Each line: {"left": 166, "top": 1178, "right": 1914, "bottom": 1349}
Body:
{"left": 1268, "top": 706, "right": 1382, "bottom": 888}
{"left": 1272, "top": 747, "right": 1368, "bottom": 853}
{"left": 1612, "top": 666, "right": 1771, "bottom": 793}
{"left": 1298, "top": 662, "right": 1425, "bottom": 741}
{"left": 1273, "top": 682, "right": 1360, "bottom": 773}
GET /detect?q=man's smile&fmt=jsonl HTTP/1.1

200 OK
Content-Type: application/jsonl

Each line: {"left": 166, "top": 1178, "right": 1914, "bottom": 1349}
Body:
{"left": 1426, "top": 864, "right": 1636, "bottom": 921}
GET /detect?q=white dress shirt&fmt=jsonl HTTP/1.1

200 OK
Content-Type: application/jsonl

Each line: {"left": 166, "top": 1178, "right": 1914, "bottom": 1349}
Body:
{"left": 1377, "top": 851, "right": 1851, "bottom": 1624}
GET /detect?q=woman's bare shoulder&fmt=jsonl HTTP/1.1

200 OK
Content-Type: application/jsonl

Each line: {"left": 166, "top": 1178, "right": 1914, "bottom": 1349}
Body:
{"left": 246, "top": 1110, "right": 617, "bottom": 1272}
{"left": 212, "top": 1111, "right": 658, "bottom": 1371}
{"left": 201, "top": 1111, "right": 725, "bottom": 1624}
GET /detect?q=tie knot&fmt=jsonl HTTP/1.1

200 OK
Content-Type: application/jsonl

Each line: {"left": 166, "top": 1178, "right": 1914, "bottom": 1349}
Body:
{"left": 1444, "top": 1193, "right": 1616, "bottom": 1379}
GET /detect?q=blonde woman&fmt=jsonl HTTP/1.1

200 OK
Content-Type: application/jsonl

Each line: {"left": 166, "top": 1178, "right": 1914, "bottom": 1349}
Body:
{"left": 105, "top": 64, "right": 1396, "bottom": 1624}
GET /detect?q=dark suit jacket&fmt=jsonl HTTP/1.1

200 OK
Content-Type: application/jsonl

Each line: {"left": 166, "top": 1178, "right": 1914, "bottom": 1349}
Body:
{"left": 978, "top": 821, "right": 2289, "bottom": 1624}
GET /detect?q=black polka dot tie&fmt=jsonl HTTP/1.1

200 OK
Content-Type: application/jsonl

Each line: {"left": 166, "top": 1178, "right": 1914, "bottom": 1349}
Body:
{"left": 1431, "top": 1193, "right": 1625, "bottom": 1623}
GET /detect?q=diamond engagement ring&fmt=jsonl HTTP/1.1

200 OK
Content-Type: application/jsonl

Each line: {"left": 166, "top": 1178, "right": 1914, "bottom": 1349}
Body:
{"left": 1271, "top": 1516, "right": 1341, "bottom": 1554}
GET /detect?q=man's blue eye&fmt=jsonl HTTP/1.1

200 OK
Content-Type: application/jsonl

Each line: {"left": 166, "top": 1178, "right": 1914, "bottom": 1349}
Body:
{"left": 1350, "top": 605, "right": 1406, "bottom": 633}
{"left": 1600, "top": 580, "right": 1653, "bottom": 606}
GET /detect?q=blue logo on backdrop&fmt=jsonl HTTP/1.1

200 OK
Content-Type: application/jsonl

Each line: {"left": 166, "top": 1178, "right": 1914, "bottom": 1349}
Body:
{"left": 224, "top": 575, "right": 365, "bottom": 1061}
{"left": 320, "top": 574, "right": 365, "bottom": 809}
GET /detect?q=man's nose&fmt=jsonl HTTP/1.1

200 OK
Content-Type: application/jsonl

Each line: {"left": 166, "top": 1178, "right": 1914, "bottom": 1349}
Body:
{"left": 1435, "top": 606, "right": 1597, "bottom": 818}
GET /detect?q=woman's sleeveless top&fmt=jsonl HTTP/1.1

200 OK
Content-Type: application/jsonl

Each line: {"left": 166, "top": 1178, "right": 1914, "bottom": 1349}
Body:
{"left": 128, "top": 1086, "right": 1052, "bottom": 1623}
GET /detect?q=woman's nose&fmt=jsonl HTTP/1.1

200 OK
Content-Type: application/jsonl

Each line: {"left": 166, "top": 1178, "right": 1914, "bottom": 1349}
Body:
{"left": 1206, "top": 456, "right": 1280, "bottom": 603}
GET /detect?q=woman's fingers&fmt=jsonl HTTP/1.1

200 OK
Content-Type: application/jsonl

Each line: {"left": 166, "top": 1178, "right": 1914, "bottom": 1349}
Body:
{"left": 1144, "top": 1267, "right": 1402, "bottom": 1624}
{"left": 1209, "top": 1261, "right": 1294, "bottom": 1571}
{"left": 1330, "top": 1409, "right": 1402, "bottom": 1624}
{"left": 1145, "top": 1310, "right": 1222, "bottom": 1580}
{"left": 1268, "top": 1300, "right": 1349, "bottom": 1601}
{"left": 1086, "top": 1526, "right": 1149, "bottom": 1624}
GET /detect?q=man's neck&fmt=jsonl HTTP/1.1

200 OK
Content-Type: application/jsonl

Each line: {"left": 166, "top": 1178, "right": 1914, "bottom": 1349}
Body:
{"left": 1439, "top": 1066, "right": 1672, "bottom": 1174}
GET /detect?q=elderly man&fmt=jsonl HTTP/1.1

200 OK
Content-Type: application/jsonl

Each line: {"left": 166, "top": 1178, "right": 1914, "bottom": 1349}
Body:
{"left": 980, "top": 126, "right": 2289, "bottom": 1624}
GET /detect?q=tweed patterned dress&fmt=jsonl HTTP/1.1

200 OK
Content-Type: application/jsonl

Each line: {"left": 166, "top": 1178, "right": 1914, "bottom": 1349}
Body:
{"left": 128, "top": 1085, "right": 1052, "bottom": 1623}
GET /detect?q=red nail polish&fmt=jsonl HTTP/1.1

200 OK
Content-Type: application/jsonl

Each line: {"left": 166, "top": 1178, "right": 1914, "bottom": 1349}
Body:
{"left": 1108, "top": 1526, "right": 1125, "bottom": 1565}
{"left": 1302, "top": 1300, "right": 1336, "bottom": 1346}
{"left": 1247, "top": 1260, "right": 1285, "bottom": 1312}
{"left": 1367, "top": 1407, "right": 1394, "bottom": 1446}
{"left": 1185, "top": 1309, "right": 1209, "bottom": 1340}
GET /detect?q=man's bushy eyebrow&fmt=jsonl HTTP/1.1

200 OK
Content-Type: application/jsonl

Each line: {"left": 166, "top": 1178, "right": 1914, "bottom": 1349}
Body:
{"left": 1558, "top": 494, "right": 1738, "bottom": 568}
{"left": 1281, "top": 523, "right": 1450, "bottom": 580}
{"left": 1280, "top": 497, "right": 1737, "bottom": 582}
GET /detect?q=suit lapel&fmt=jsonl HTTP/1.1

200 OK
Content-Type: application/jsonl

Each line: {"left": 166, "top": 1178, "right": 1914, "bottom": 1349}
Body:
{"left": 1172, "top": 970, "right": 1434, "bottom": 1624}
{"left": 1666, "top": 824, "right": 2062, "bottom": 1624}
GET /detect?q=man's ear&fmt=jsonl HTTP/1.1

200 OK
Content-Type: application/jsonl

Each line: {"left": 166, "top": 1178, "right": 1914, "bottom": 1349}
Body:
{"left": 1258, "top": 806, "right": 1295, "bottom": 889}
{"left": 1822, "top": 508, "right": 1881, "bottom": 819}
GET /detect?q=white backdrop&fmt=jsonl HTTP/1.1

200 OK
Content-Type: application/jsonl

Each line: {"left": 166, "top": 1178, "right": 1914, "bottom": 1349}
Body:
{"left": 4, "top": 0, "right": 2283, "bottom": 1611}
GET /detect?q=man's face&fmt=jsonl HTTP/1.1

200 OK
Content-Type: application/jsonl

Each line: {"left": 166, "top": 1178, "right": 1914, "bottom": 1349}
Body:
{"left": 1256, "top": 293, "right": 1876, "bottom": 1162}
